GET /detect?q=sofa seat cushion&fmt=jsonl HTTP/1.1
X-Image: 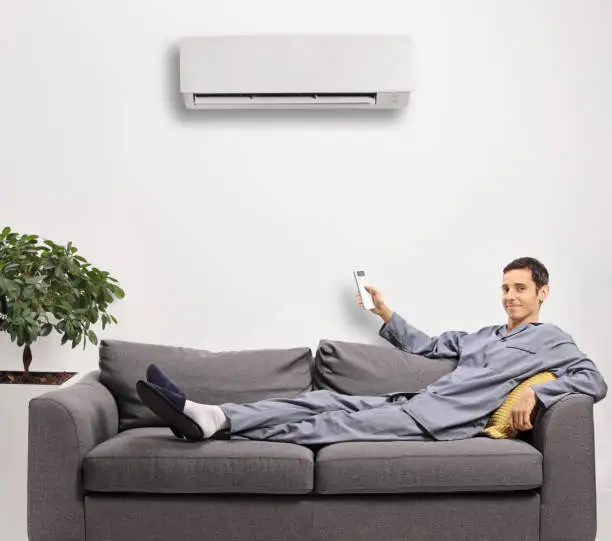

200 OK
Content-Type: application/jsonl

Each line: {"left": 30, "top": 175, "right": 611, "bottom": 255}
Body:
{"left": 83, "top": 428, "right": 314, "bottom": 494}
{"left": 314, "top": 437, "right": 542, "bottom": 494}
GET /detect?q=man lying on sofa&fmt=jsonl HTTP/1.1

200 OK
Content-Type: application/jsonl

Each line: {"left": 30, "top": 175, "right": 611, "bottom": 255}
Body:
{"left": 136, "top": 256, "right": 608, "bottom": 444}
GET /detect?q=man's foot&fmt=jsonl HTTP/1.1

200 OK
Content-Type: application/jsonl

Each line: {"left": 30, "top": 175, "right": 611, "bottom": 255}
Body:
{"left": 145, "top": 364, "right": 187, "bottom": 438}
{"left": 183, "top": 400, "right": 229, "bottom": 437}
{"left": 136, "top": 380, "right": 205, "bottom": 441}
{"left": 145, "top": 363, "right": 229, "bottom": 437}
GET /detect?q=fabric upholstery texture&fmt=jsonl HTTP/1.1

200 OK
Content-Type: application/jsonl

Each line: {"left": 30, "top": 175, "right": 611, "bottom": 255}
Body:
{"left": 313, "top": 338, "right": 457, "bottom": 394}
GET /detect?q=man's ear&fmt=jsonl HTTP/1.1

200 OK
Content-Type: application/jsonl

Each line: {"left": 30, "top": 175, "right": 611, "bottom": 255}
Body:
{"left": 538, "top": 284, "right": 550, "bottom": 303}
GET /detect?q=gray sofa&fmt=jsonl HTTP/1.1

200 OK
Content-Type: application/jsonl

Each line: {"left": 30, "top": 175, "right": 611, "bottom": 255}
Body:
{"left": 28, "top": 338, "right": 599, "bottom": 541}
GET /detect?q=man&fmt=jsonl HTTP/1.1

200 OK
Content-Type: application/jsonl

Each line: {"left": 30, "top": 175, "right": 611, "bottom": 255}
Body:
{"left": 136, "top": 257, "right": 607, "bottom": 444}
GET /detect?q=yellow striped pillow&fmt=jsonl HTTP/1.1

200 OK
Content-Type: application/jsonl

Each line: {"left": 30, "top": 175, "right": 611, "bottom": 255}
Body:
{"left": 481, "top": 371, "right": 557, "bottom": 439}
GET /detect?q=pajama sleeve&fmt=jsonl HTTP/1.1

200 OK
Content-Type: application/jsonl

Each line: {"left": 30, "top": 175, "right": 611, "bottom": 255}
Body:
{"left": 530, "top": 340, "right": 608, "bottom": 409}
{"left": 378, "top": 311, "right": 467, "bottom": 359}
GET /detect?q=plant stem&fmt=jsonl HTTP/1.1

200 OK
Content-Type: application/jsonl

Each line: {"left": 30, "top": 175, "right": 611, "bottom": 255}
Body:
{"left": 23, "top": 344, "right": 32, "bottom": 380}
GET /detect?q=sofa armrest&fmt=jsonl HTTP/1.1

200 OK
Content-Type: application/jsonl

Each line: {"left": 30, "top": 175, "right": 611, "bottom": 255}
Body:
{"left": 531, "top": 393, "right": 597, "bottom": 541}
{"left": 27, "top": 370, "right": 118, "bottom": 541}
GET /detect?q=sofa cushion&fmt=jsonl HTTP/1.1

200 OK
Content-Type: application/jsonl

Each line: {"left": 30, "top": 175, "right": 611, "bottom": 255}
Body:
{"left": 313, "top": 339, "right": 456, "bottom": 395}
{"left": 314, "top": 438, "right": 542, "bottom": 494}
{"left": 99, "top": 339, "right": 313, "bottom": 430}
{"left": 83, "top": 427, "right": 314, "bottom": 494}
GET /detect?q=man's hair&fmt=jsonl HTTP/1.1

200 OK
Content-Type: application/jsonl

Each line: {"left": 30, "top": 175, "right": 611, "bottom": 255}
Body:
{"left": 503, "top": 257, "right": 549, "bottom": 291}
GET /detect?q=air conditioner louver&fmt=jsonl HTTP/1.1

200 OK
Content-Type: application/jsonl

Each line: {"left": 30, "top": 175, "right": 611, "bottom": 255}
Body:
{"left": 192, "top": 93, "right": 377, "bottom": 107}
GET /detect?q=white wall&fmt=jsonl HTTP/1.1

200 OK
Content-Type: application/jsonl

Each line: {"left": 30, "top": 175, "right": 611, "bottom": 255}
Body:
{"left": 1, "top": 0, "right": 611, "bottom": 539}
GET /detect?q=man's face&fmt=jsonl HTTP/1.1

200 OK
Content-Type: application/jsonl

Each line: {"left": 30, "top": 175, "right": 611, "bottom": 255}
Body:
{"left": 501, "top": 268, "right": 549, "bottom": 322}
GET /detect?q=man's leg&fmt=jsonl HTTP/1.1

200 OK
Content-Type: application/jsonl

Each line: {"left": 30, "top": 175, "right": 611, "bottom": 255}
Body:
{"left": 231, "top": 401, "right": 433, "bottom": 445}
{"left": 141, "top": 363, "right": 390, "bottom": 440}
{"left": 219, "top": 390, "right": 389, "bottom": 433}
{"left": 141, "top": 363, "right": 422, "bottom": 442}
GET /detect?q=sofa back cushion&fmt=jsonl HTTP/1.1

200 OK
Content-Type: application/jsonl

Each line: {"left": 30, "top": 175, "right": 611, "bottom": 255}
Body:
{"left": 99, "top": 339, "right": 313, "bottom": 431}
{"left": 313, "top": 339, "right": 457, "bottom": 395}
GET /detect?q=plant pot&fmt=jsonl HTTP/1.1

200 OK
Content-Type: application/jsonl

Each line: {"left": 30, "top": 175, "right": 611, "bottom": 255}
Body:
{"left": 0, "top": 369, "right": 85, "bottom": 540}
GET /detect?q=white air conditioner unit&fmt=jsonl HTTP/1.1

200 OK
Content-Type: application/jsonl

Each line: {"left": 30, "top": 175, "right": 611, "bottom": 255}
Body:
{"left": 180, "top": 34, "right": 415, "bottom": 110}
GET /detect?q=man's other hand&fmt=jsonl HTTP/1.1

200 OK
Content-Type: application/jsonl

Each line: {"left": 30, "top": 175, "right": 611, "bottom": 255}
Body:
{"left": 510, "top": 387, "right": 537, "bottom": 432}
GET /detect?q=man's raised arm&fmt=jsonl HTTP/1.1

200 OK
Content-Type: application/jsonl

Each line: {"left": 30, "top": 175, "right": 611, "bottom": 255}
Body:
{"left": 378, "top": 310, "right": 467, "bottom": 359}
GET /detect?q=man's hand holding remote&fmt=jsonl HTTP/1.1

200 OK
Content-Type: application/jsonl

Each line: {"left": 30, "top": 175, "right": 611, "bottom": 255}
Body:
{"left": 356, "top": 285, "right": 394, "bottom": 323}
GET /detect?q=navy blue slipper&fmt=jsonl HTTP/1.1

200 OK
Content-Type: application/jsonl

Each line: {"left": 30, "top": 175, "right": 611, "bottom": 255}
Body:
{"left": 146, "top": 364, "right": 186, "bottom": 397}
{"left": 145, "top": 364, "right": 187, "bottom": 439}
{"left": 136, "top": 380, "right": 204, "bottom": 442}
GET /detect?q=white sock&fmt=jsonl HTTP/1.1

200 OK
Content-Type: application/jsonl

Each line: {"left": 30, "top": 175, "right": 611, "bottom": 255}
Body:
{"left": 183, "top": 400, "right": 229, "bottom": 438}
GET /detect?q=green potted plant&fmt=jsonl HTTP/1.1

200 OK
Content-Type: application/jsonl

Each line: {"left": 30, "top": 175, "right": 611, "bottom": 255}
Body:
{"left": 0, "top": 226, "right": 125, "bottom": 384}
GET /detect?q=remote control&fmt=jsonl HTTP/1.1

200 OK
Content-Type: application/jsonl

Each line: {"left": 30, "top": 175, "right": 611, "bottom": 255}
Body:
{"left": 353, "top": 270, "right": 375, "bottom": 310}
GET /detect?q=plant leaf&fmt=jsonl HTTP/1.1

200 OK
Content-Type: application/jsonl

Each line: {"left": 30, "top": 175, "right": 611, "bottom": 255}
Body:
{"left": 2, "top": 263, "right": 19, "bottom": 273}
{"left": 109, "top": 284, "right": 126, "bottom": 299}
{"left": 22, "top": 286, "right": 35, "bottom": 299}
{"left": 87, "top": 329, "right": 98, "bottom": 345}
{"left": 40, "top": 323, "right": 53, "bottom": 337}
{"left": 0, "top": 276, "right": 20, "bottom": 298}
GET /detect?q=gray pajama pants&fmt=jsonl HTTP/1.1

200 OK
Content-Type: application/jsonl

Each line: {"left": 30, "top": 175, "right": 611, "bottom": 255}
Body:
{"left": 218, "top": 389, "right": 434, "bottom": 445}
